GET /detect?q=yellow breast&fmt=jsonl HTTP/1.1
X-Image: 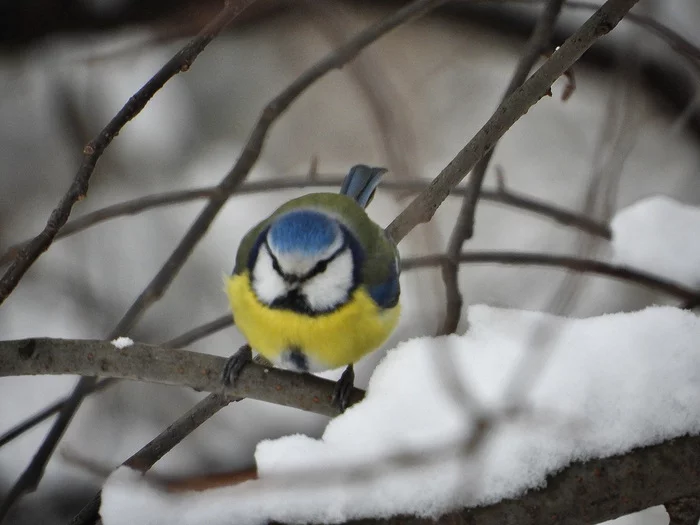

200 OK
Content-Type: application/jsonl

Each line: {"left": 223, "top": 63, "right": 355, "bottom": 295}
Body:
{"left": 225, "top": 272, "right": 400, "bottom": 370}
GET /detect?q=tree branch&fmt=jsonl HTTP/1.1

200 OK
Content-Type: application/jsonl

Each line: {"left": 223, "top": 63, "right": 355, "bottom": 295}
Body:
{"left": 0, "top": 339, "right": 365, "bottom": 417}
{"left": 385, "top": 0, "right": 640, "bottom": 244}
{"left": 0, "top": 314, "right": 232, "bottom": 449}
{"left": 405, "top": 251, "right": 699, "bottom": 303}
{"left": 440, "top": 0, "right": 565, "bottom": 335}
{"left": 0, "top": 0, "right": 258, "bottom": 307}
{"left": 69, "top": 392, "right": 235, "bottom": 525}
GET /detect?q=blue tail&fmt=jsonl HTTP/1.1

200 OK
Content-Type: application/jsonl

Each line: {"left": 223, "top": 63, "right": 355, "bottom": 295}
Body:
{"left": 339, "top": 165, "right": 388, "bottom": 209}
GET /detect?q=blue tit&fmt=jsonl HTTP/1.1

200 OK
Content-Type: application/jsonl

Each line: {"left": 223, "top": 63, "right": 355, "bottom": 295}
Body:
{"left": 223, "top": 165, "right": 401, "bottom": 410}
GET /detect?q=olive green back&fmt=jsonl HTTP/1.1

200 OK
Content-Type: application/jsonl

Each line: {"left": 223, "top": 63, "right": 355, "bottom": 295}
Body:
{"left": 233, "top": 193, "right": 398, "bottom": 287}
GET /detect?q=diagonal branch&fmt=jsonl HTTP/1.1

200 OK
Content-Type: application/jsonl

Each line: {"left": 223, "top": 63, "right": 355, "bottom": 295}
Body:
{"left": 0, "top": 0, "right": 258, "bottom": 306}
{"left": 440, "top": 0, "right": 566, "bottom": 335}
{"left": 69, "top": 392, "right": 235, "bottom": 525}
{"left": 385, "top": 0, "right": 641, "bottom": 244}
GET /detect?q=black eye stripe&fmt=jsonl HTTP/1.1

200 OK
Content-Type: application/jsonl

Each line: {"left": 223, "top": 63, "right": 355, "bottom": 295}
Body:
{"left": 263, "top": 239, "right": 348, "bottom": 283}
{"left": 304, "top": 241, "right": 348, "bottom": 280}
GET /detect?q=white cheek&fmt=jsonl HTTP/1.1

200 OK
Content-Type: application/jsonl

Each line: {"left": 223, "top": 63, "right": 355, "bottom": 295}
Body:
{"left": 302, "top": 250, "right": 354, "bottom": 310}
{"left": 252, "top": 247, "right": 287, "bottom": 304}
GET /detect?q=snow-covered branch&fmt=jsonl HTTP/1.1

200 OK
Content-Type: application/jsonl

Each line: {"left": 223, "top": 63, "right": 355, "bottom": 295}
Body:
{"left": 327, "top": 434, "right": 700, "bottom": 525}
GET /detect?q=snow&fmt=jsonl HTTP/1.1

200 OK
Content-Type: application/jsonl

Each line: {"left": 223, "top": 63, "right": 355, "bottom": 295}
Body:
{"left": 611, "top": 196, "right": 700, "bottom": 288}
{"left": 111, "top": 337, "right": 134, "bottom": 349}
{"left": 101, "top": 305, "right": 700, "bottom": 525}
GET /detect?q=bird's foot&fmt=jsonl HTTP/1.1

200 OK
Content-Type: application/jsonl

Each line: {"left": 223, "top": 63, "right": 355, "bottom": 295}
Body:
{"left": 222, "top": 344, "right": 253, "bottom": 388}
{"left": 332, "top": 364, "right": 355, "bottom": 413}
{"left": 253, "top": 353, "right": 274, "bottom": 367}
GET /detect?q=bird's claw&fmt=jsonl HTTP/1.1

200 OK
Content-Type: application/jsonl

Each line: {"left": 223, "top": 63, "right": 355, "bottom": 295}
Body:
{"left": 222, "top": 344, "right": 253, "bottom": 387}
{"left": 332, "top": 364, "right": 355, "bottom": 412}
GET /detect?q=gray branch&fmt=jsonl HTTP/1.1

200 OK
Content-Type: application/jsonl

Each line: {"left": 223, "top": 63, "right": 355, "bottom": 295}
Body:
{"left": 385, "top": 0, "right": 640, "bottom": 243}
{"left": 0, "top": 339, "right": 363, "bottom": 418}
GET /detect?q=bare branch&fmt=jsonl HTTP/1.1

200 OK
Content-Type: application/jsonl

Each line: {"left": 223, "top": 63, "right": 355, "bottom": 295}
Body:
{"left": 405, "top": 251, "right": 699, "bottom": 303}
{"left": 70, "top": 393, "right": 235, "bottom": 525}
{"left": 0, "top": 314, "right": 232, "bottom": 449}
{"left": 440, "top": 0, "right": 566, "bottom": 335}
{"left": 0, "top": 0, "right": 258, "bottom": 306}
{"left": 385, "top": 0, "right": 640, "bottom": 243}
{"left": 0, "top": 178, "right": 611, "bottom": 267}
{"left": 0, "top": 339, "right": 365, "bottom": 417}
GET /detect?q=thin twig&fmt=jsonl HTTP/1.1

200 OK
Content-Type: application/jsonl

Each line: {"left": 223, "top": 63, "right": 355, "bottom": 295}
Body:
{"left": 0, "top": 178, "right": 611, "bottom": 267}
{"left": 70, "top": 393, "right": 235, "bottom": 525}
{"left": 2, "top": 2, "right": 447, "bottom": 516}
{"left": 404, "top": 251, "right": 699, "bottom": 302}
{"left": 439, "top": 0, "right": 565, "bottom": 335}
{"left": 0, "top": 314, "right": 233, "bottom": 449}
{"left": 385, "top": 0, "right": 641, "bottom": 244}
{"left": 0, "top": 0, "right": 257, "bottom": 307}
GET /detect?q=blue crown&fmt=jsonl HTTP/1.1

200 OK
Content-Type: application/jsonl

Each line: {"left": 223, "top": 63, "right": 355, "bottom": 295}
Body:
{"left": 267, "top": 209, "right": 339, "bottom": 256}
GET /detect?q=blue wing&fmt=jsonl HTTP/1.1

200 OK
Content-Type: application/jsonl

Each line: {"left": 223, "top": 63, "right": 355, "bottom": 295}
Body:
{"left": 367, "top": 261, "right": 400, "bottom": 309}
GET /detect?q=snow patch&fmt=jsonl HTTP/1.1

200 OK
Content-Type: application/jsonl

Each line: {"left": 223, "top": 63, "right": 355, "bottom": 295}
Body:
{"left": 611, "top": 195, "right": 700, "bottom": 288}
{"left": 111, "top": 337, "right": 134, "bottom": 349}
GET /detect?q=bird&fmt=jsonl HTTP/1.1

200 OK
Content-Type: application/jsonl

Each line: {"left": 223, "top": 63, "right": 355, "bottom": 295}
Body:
{"left": 223, "top": 164, "right": 401, "bottom": 410}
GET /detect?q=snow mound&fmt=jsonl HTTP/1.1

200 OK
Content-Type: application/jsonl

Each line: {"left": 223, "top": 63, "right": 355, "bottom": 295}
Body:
{"left": 611, "top": 195, "right": 700, "bottom": 288}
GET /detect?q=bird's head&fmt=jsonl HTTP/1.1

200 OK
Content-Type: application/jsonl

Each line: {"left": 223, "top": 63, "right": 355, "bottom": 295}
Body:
{"left": 250, "top": 209, "right": 361, "bottom": 313}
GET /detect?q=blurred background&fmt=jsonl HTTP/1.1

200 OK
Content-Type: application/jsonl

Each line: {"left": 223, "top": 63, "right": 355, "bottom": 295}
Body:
{"left": 1, "top": 0, "right": 698, "bottom": 523}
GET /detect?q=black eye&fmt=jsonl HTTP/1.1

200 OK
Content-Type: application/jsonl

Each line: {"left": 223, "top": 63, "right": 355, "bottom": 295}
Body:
{"left": 315, "top": 260, "right": 328, "bottom": 273}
